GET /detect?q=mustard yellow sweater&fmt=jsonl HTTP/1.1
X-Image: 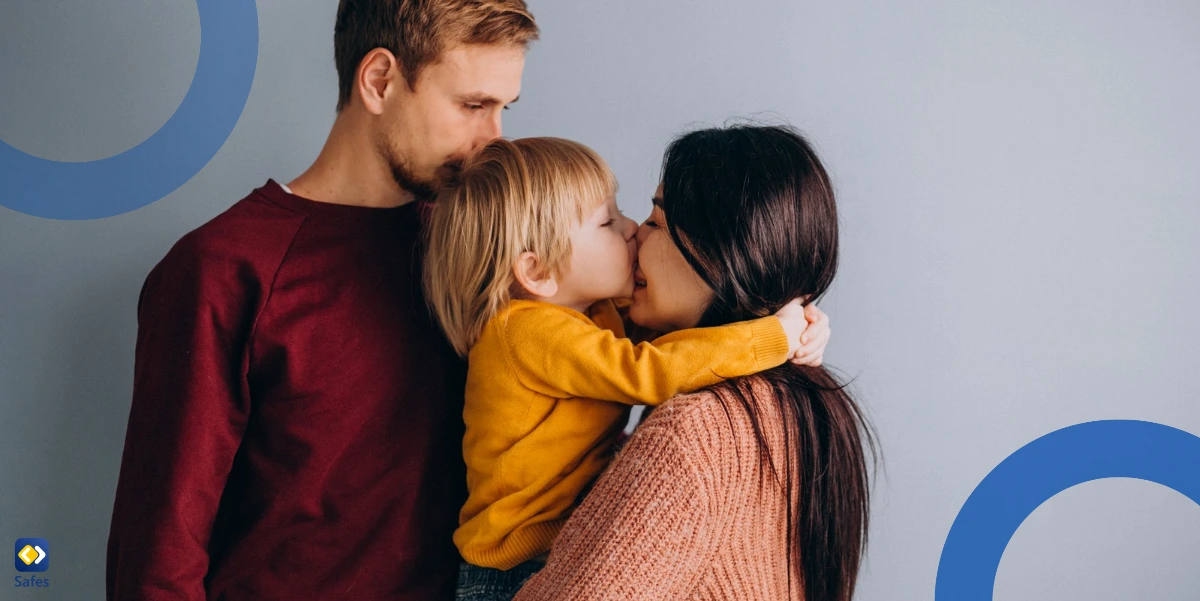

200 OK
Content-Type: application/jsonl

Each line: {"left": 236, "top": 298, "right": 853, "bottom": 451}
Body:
{"left": 455, "top": 299, "right": 790, "bottom": 569}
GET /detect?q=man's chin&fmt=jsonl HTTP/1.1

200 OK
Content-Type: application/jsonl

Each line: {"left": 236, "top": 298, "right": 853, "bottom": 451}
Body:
{"left": 434, "top": 162, "right": 462, "bottom": 186}
{"left": 389, "top": 165, "right": 435, "bottom": 201}
{"left": 401, "top": 162, "right": 464, "bottom": 202}
{"left": 438, "top": 160, "right": 462, "bottom": 177}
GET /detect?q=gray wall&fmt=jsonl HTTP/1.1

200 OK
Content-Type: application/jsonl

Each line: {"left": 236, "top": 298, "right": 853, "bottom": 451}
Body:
{"left": 2, "top": 0, "right": 1198, "bottom": 599}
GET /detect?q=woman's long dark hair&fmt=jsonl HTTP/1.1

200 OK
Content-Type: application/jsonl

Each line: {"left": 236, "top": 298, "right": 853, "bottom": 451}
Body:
{"left": 659, "top": 124, "right": 876, "bottom": 601}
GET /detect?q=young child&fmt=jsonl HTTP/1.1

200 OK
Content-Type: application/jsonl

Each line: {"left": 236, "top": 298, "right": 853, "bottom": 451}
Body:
{"left": 423, "top": 137, "right": 821, "bottom": 600}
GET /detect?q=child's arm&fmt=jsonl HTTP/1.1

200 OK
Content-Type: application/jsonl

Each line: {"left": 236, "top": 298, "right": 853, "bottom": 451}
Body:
{"left": 500, "top": 303, "right": 800, "bottom": 406}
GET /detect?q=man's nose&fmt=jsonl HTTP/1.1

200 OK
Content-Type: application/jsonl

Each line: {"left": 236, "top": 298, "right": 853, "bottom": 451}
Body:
{"left": 483, "top": 111, "right": 503, "bottom": 141}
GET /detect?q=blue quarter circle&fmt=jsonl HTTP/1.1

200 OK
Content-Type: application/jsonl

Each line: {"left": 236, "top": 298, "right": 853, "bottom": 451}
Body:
{"left": 936, "top": 419, "right": 1200, "bottom": 600}
{"left": 0, "top": 0, "right": 259, "bottom": 220}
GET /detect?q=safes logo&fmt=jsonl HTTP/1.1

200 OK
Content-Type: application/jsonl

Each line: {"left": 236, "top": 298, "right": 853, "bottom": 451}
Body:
{"left": 13, "top": 539, "right": 48, "bottom": 573}
{"left": 13, "top": 539, "right": 50, "bottom": 590}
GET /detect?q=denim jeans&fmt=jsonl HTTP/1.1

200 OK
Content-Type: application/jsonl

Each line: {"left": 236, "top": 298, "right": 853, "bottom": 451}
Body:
{"left": 456, "top": 559, "right": 546, "bottom": 601}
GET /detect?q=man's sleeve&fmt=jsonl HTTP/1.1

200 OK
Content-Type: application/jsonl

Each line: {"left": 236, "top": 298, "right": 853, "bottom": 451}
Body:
{"left": 106, "top": 241, "right": 256, "bottom": 601}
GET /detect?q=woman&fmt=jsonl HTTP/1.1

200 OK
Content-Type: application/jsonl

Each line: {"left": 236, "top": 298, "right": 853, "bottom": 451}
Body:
{"left": 512, "top": 124, "right": 876, "bottom": 601}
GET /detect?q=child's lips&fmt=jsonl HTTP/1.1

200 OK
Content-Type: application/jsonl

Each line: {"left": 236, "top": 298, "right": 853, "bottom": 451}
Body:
{"left": 633, "top": 268, "right": 647, "bottom": 289}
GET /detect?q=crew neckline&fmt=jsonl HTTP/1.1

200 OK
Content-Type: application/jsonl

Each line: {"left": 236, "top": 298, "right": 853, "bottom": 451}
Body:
{"left": 260, "top": 179, "right": 420, "bottom": 222}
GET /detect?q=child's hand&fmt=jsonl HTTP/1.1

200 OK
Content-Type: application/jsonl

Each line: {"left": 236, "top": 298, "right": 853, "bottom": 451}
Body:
{"left": 774, "top": 298, "right": 810, "bottom": 359}
{"left": 790, "top": 304, "right": 830, "bottom": 367}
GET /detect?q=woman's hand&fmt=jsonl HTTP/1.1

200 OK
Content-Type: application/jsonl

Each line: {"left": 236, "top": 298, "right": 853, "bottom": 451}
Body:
{"left": 791, "top": 303, "right": 830, "bottom": 366}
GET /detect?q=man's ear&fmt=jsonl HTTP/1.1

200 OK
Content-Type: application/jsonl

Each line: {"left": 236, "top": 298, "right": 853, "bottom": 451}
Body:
{"left": 513, "top": 251, "right": 559, "bottom": 299}
{"left": 356, "top": 48, "right": 402, "bottom": 115}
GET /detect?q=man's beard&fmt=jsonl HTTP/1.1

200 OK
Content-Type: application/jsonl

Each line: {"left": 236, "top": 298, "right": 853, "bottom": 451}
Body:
{"left": 386, "top": 152, "right": 463, "bottom": 203}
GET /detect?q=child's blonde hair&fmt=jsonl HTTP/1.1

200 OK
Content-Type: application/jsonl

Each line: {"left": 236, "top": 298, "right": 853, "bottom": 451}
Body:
{"left": 424, "top": 137, "right": 617, "bottom": 357}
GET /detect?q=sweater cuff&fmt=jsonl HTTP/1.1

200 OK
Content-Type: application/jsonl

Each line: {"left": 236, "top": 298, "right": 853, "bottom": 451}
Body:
{"left": 750, "top": 317, "right": 791, "bottom": 371}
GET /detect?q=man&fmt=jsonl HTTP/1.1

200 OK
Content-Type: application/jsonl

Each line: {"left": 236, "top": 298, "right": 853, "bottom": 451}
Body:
{"left": 106, "top": 2, "right": 537, "bottom": 599}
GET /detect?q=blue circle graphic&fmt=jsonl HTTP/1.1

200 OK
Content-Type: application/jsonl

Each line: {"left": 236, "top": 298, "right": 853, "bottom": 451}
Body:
{"left": 935, "top": 420, "right": 1200, "bottom": 600}
{"left": 0, "top": 1, "right": 259, "bottom": 220}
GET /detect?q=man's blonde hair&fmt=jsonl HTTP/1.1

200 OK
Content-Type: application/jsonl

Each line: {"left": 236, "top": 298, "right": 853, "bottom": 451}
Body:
{"left": 335, "top": 0, "right": 539, "bottom": 111}
{"left": 424, "top": 137, "right": 617, "bottom": 357}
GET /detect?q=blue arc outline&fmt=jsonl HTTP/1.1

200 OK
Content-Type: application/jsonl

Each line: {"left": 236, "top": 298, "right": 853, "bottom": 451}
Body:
{"left": 0, "top": 0, "right": 259, "bottom": 220}
{"left": 935, "top": 419, "right": 1200, "bottom": 600}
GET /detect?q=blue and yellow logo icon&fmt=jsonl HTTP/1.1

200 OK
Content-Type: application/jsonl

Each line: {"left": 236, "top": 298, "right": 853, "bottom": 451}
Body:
{"left": 14, "top": 539, "right": 49, "bottom": 573}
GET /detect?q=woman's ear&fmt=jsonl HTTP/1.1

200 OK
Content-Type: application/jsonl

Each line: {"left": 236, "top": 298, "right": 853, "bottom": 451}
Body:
{"left": 512, "top": 251, "right": 559, "bottom": 299}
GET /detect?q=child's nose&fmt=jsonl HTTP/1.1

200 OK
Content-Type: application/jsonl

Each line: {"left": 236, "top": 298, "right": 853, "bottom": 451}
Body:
{"left": 622, "top": 215, "right": 638, "bottom": 240}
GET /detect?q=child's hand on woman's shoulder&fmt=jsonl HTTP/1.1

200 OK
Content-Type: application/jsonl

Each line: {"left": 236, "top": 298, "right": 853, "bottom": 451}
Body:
{"left": 774, "top": 299, "right": 831, "bottom": 366}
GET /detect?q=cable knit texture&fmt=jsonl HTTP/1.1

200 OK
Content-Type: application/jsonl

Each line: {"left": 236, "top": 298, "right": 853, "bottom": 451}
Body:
{"left": 513, "top": 376, "right": 804, "bottom": 600}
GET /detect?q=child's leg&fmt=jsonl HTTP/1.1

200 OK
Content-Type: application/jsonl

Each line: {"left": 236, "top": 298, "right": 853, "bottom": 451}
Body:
{"left": 456, "top": 560, "right": 546, "bottom": 601}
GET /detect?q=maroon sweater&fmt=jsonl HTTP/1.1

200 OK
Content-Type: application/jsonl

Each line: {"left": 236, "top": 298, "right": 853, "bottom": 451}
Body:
{"left": 107, "top": 181, "right": 467, "bottom": 601}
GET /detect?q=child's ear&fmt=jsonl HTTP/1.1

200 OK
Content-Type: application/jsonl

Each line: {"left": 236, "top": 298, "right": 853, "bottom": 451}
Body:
{"left": 513, "top": 251, "right": 559, "bottom": 299}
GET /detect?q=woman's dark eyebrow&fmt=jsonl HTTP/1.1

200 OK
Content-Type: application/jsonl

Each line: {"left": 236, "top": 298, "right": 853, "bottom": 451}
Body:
{"left": 651, "top": 196, "right": 663, "bottom": 207}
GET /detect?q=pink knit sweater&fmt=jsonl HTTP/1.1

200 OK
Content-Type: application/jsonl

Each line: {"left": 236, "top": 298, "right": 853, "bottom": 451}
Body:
{"left": 513, "top": 377, "right": 805, "bottom": 600}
